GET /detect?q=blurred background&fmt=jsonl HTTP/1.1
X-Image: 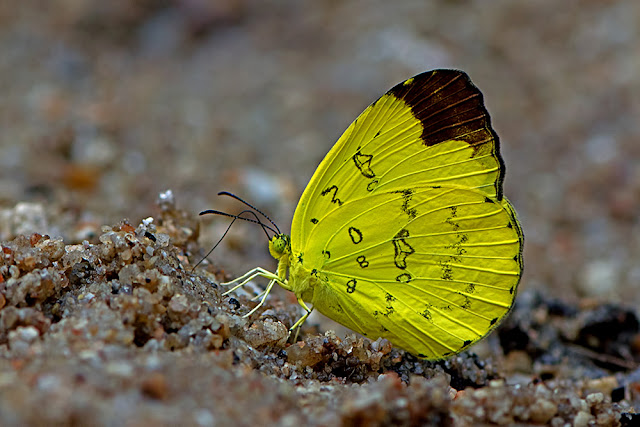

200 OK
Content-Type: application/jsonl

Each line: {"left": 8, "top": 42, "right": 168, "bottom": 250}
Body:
{"left": 1, "top": 1, "right": 639, "bottom": 306}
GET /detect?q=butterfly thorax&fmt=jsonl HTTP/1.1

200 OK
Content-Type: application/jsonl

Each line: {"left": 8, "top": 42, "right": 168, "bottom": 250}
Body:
{"left": 268, "top": 234, "right": 318, "bottom": 302}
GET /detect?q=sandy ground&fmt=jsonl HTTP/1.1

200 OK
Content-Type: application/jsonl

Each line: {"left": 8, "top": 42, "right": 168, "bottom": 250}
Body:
{"left": 1, "top": 1, "right": 640, "bottom": 425}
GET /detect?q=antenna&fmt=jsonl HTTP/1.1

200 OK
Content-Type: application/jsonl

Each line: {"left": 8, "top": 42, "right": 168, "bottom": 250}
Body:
{"left": 199, "top": 209, "right": 276, "bottom": 239}
{"left": 217, "top": 191, "right": 281, "bottom": 234}
{"left": 192, "top": 209, "right": 273, "bottom": 272}
{"left": 192, "top": 193, "right": 281, "bottom": 272}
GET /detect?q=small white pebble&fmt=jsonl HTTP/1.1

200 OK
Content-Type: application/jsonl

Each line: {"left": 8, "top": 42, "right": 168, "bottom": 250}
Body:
{"left": 79, "top": 292, "right": 95, "bottom": 303}
{"left": 573, "top": 411, "right": 592, "bottom": 427}
{"left": 489, "top": 379, "right": 505, "bottom": 388}
{"left": 158, "top": 189, "right": 174, "bottom": 203}
{"left": 14, "top": 326, "right": 40, "bottom": 342}
{"left": 586, "top": 392, "right": 604, "bottom": 404}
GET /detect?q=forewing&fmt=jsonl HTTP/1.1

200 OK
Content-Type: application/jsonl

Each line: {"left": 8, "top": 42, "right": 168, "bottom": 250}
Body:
{"left": 291, "top": 69, "right": 506, "bottom": 251}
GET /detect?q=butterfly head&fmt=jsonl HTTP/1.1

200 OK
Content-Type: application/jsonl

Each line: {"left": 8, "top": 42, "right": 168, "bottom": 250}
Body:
{"left": 268, "top": 234, "right": 291, "bottom": 260}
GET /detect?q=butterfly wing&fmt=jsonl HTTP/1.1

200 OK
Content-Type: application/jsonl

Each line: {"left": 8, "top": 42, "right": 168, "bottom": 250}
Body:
{"left": 287, "top": 69, "right": 524, "bottom": 359}
{"left": 291, "top": 69, "right": 507, "bottom": 250}
{"left": 302, "top": 187, "right": 523, "bottom": 358}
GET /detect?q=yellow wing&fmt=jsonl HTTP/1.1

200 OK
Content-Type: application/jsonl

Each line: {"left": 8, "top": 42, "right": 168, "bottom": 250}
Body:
{"left": 291, "top": 69, "right": 507, "bottom": 251}
{"left": 299, "top": 187, "right": 523, "bottom": 359}
{"left": 285, "top": 69, "right": 523, "bottom": 359}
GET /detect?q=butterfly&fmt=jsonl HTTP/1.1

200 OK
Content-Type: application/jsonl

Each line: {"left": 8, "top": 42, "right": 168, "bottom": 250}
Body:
{"left": 207, "top": 69, "right": 524, "bottom": 359}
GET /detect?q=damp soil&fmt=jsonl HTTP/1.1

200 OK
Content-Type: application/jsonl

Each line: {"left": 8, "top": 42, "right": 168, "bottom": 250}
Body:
{"left": 0, "top": 194, "right": 638, "bottom": 426}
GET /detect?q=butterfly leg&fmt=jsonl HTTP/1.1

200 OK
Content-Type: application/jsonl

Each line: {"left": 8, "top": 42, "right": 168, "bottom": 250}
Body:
{"left": 242, "top": 278, "right": 278, "bottom": 318}
{"left": 220, "top": 267, "right": 280, "bottom": 296}
{"left": 289, "top": 296, "right": 313, "bottom": 342}
{"left": 221, "top": 267, "right": 279, "bottom": 285}
{"left": 251, "top": 289, "right": 267, "bottom": 301}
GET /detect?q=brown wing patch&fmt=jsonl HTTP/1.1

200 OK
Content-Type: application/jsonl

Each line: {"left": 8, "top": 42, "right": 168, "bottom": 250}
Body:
{"left": 388, "top": 69, "right": 505, "bottom": 197}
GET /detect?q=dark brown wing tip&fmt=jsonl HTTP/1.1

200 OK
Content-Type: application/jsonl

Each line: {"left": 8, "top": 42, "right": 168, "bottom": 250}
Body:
{"left": 388, "top": 69, "right": 506, "bottom": 200}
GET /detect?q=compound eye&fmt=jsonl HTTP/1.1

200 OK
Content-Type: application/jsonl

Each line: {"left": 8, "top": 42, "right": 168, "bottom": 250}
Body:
{"left": 274, "top": 237, "right": 285, "bottom": 253}
{"left": 269, "top": 234, "right": 289, "bottom": 259}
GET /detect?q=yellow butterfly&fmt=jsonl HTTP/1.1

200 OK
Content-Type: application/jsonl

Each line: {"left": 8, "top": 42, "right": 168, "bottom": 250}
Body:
{"left": 208, "top": 69, "right": 524, "bottom": 359}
